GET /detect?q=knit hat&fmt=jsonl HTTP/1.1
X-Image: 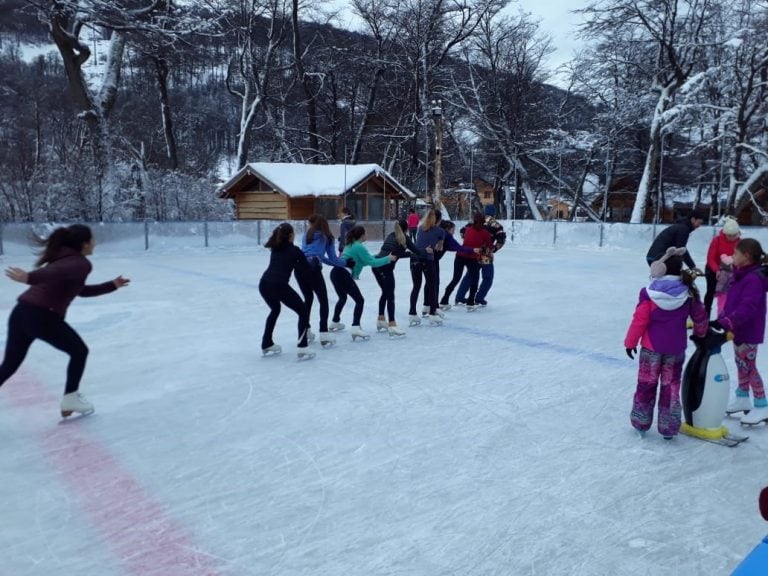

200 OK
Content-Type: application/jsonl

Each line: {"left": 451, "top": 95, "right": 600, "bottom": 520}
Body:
{"left": 650, "top": 246, "right": 687, "bottom": 278}
{"left": 484, "top": 205, "right": 496, "bottom": 217}
{"left": 722, "top": 217, "right": 740, "bottom": 237}
{"left": 760, "top": 486, "right": 768, "bottom": 521}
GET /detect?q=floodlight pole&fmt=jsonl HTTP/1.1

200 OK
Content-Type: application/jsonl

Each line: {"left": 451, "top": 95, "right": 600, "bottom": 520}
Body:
{"left": 432, "top": 100, "right": 443, "bottom": 212}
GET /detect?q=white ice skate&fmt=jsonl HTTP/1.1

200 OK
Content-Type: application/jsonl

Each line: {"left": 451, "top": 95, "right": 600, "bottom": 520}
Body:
{"left": 306, "top": 329, "right": 316, "bottom": 343}
{"left": 387, "top": 325, "right": 406, "bottom": 337}
{"left": 319, "top": 332, "right": 335, "bottom": 347}
{"left": 741, "top": 406, "right": 768, "bottom": 426}
{"left": 329, "top": 321, "right": 345, "bottom": 332}
{"left": 376, "top": 319, "right": 389, "bottom": 332}
{"left": 726, "top": 395, "right": 752, "bottom": 415}
{"left": 439, "top": 303, "right": 452, "bottom": 311}
{"left": 428, "top": 314, "right": 443, "bottom": 326}
{"left": 466, "top": 303, "right": 479, "bottom": 312}
{"left": 262, "top": 344, "right": 282, "bottom": 356}
{"left": 350, "top": 325, "right": 370, "bottom": 341}
{"left": 297, "top": 348, "right": 316, "bottom": 361}
{"left": 408, "top": 315, "right": 421, "bottom": 327}
{"left": 60, "top": 392, "right": 94, "bottom": 418}
{"left": 421, "top": 306, "right": 430, "bottom": 318}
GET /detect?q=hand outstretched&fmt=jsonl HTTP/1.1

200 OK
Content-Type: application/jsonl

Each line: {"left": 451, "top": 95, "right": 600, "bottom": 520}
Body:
{"left": 113, "top": 275, "right": 131, "bottom": 289}
{"left": 5, "top": 267, "right": 29, "bottom": 284}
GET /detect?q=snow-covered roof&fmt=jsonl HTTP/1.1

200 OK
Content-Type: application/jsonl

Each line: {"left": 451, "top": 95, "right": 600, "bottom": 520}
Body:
{"left": 218, "top": 163, "right": 414, "bottom": 198}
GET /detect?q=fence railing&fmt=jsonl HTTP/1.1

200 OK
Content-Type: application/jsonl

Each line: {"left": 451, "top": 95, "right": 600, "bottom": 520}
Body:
{"left": 1, "top": 220, "right": 766, "bottom": 257}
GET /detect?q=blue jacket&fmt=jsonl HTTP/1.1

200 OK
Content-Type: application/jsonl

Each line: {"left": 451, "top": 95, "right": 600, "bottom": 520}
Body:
{"left": 302, "top": 232, "right": 347, "bottom": 268}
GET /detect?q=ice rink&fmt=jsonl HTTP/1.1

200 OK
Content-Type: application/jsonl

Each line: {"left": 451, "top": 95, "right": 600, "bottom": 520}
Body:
{"left": 1, "top": 223, "right": 767, "bottom": 575}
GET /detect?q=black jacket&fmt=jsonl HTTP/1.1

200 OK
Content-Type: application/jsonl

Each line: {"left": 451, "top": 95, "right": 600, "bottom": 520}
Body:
{"left": 646, "top": 218, "right": 697, "bottom": 268}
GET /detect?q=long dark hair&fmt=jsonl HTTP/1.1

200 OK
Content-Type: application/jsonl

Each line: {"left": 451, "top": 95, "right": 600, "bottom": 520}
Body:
{"left": 35, "top": 224, "right": 92, "bottom": 267}
{"left": 345, "top": 225, "right": 366, "bottom": 246}
{"left": 265, "top": 223, "right": 294, "bottom": 250}
{"left": 305, "top": 214, "right": 334, "bottom": 244}
{"left": 471, "top": 212, "right": 485, "bottom": 230}
{"left": 736, "top": 238, "right": 768, "bottom": 265}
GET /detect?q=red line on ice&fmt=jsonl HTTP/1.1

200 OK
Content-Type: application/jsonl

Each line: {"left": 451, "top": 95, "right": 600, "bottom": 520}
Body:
{"left": 5, "top": 374, "right": 223, "bottom": 576}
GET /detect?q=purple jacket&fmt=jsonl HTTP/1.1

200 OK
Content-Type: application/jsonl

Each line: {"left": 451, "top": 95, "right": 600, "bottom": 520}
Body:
{"left": 719, "top": 264, "right": 767, "bottom": 345}
{"left": 625, "top": 276, "right": 707, "bottom": 355}
{"left": 19, "top": 247, "right": 116, "bottom": 318}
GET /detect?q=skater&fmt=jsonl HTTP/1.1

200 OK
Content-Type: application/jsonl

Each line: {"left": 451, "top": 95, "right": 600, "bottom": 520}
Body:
{"left": 301, "top": 214, "right": 350, "bottom": 346}
{"left": 624, "top": 248, "right": 708, "bottom": 439}
{"left": 645, "top": 209, "right": 706, "bottom": 269}
{"left": 703, "top": 216, "right": 740, "bottom": 318}
{"left": 337, "top": 207, "right": 356, "bottom": 254}
{"left": 340, "top": 225, "right": 396, "bottom": 339}
{"left": 372, "top": 220, "right": 426, "bottom": 336}
{"left": 454, "top": 204, "right": 506, "bottom": 306}
{"left": 440, "top": 212, "right": 492, "bottom": 310}
{"left": 1, "top": 224, "right": 130, "bottom": 417}
{"left": 410, "top": 209, "right": 445, "bottom": 325}
{"left": 715, "top": 238, "right": 768, "bottom": 425}
{"left": 406, "top": 208, "right": 419, "bottom": 242}
{"left": 259, "top": 223, "right": 313, "bottom": 359}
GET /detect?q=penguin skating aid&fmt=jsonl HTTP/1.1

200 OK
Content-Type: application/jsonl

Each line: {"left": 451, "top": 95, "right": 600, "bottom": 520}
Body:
{"left": 680, "top": 325, "right": 749, "bottom": 446}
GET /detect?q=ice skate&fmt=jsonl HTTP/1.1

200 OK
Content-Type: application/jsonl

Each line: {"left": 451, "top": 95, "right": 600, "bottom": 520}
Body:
{"left": 319, "top": 332, "right": 335, "bottom": 347}
{"left": 376, "top": 319, "right": 389, "bottom": 332}
{"left": 439, "top": 303, "right": 452, "bottom": 311}
{"left": 387, "top": 325, "right": 406, "bottom": 337}
{"left": 329, "top": 321, "right": 345, "bottom": 332}
{"left": 262, "top": 344, "right": 282, "bottom": 356}
{"left": 60, "top": 392, "right": 94, "bottom": 418}
{"left": 428, "top": 314, "right": 443, "bottom": 326}
{"left": 306, "top": 329, "right": 316, "bottom": 343}
{"left": 350, "top": 325, "right": 370, "bottom": 341}
{"left": 421, "top": 306, "right": 430, "bottom": 317}
{"left": 408, "top": 315, "right": 421, "bottom": 327}
{"left": 434, "top": 309, "right": 445, "bottom": 318}
{"left": 466, "top": 303, "right": 479, "bottom": 312}
{"left": 725, "top": 395, "right": 752, "bottom": 415}
{"left": 454, "top": 300, "right": 467, "bottom": 307}
{"left": 297, "top": 348, "right": 316, "bottom": 361}
{"left": 740, "top": 406, "right": 768, "bottom": 426}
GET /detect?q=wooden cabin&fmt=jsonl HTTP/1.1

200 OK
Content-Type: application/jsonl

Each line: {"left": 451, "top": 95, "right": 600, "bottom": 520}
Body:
{"left": 217, "top": 163, "right": 415, "bottom": 220}
{"left": 547, "top": 198, "right": 572, "bottom": 220}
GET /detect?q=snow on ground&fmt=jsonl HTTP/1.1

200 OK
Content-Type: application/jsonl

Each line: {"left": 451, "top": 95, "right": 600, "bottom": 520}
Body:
{"left": 1, "top": 225, "right": 767, "bottom": 576}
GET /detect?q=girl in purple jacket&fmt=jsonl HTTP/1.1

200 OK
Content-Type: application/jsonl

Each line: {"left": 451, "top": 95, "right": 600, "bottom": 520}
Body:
{"left": 624, "top": 249, "right": 707, "bottom": 438}
{"left": 716, "top": 238, "right": 768, "bottom": 425}
{"left": 1, "top": 225, "right": 130, "bottom": 417}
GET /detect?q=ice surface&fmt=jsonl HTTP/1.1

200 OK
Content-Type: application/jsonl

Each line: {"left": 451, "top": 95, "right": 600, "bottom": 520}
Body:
{"left": 1, "top": 224, "right": 767, "bottom": 575}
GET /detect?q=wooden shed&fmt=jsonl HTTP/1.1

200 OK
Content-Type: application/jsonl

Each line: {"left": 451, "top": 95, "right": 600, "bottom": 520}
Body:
{"left": 217, "top": 163, "right": 415, "bottom": 220}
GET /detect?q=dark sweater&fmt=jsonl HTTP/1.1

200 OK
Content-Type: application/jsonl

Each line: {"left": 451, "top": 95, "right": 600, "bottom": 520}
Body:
{"left": 646, "top": 218, "right": 697, "bottom": 268}
{"left": 260, "top": 244, "right": 311, "bottom": 292}
{"left": 19, "top": 247, "right": 116, "bottom": 318}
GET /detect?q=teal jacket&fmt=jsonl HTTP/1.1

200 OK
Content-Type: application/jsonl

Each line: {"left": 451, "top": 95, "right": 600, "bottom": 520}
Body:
{"left": 342, "top": 241, "right": 391, "bottom": 279}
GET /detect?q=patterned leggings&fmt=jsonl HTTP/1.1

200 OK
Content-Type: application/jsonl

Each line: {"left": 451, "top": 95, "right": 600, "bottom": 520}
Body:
{"left": 734, "top": 343, "right": 766, "bottom": 406}
{"left": 631, "top": 348, "right": 684, "bottom": 436}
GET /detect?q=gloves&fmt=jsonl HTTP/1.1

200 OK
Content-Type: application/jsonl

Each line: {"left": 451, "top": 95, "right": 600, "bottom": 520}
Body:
{"left": 626, "top": 347, "right": 636, "bottom": 360}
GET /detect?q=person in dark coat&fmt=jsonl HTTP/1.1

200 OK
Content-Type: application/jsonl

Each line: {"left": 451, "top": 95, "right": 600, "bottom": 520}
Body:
{"left": 1, "top": 224, "right": 130, "bottom": 417}
{"left": 646, "top": 210, "right": 706, "bottom": 269}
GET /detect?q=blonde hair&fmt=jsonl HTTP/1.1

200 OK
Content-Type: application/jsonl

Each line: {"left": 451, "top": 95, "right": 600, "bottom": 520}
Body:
{"left": 394, "top": 222, "right": 407, "bottom": 248}
{"left": 420, "top": 209, "right": 436, "bottom": 231}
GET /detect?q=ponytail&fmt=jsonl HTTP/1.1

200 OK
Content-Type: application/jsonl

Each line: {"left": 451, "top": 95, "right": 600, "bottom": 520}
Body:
{"left": 35, "top": 224, "right": 92, "bottom": 267}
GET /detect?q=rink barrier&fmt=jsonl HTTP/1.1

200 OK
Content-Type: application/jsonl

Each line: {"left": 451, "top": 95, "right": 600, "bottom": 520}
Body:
{"left": 1, "top": 220, "right": 768, "bottom": 256}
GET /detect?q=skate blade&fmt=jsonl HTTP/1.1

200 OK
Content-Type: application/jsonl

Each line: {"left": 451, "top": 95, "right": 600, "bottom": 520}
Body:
{"left": 351, "top": 335, "right": 370, "bottom": 341}
{"left": 297, "top": 352, "right": 316, "bottom": 361}
{"left": 60, "top": 408, "right": 94, "bottom": 419}
{"left": 320, "top": 340, "right": 335, "bottom": 348}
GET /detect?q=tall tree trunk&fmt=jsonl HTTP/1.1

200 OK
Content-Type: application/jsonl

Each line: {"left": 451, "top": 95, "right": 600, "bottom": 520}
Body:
{"left": 154, "top": 56, "right": 179, "bottom": 170}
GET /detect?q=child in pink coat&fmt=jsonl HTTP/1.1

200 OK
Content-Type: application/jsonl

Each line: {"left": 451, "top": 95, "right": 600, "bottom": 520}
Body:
{"left": 625, "top": 248, "right": 708, "bottom": 438}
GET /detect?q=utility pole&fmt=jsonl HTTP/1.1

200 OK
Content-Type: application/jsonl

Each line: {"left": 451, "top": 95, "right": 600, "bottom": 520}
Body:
{"left": 432, "top": 100, "right": 443, "bottom": 212}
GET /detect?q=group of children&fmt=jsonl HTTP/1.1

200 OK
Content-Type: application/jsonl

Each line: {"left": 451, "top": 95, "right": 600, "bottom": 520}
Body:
{"left": 625, "top": 216, "right": 768, "bottom": 439}
{"left": 258, "top": 207, "right": 506, "bottom": 360}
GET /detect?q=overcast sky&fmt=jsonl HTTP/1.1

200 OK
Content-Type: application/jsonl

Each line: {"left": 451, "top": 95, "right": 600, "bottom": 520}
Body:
{"left": 330, "top": 0, "right": 589, "bottom": 78}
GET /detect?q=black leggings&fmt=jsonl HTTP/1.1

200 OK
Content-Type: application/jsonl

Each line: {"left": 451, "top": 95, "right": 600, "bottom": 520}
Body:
{"left": 372, "top": 263, "right": 396, "bottom": 321}
{"left": 410, "top": 259, "right": 437, "bottom": 315}
{"left": 330, "top": 267, "right": 364, "bottom": 326}
{"left": 703, "top": 267, "right": 717, "bottom": 319}
{"left": 442, "top": 256, "right": 481, "bottom": 305}
{"left": 258, "top": 279, "right": 309, "bottom": 349}
{"left": 0, "top": 302, "right": 88, "bottom": 395}
{"left": 302, "top": 264, "right": 330, "bottom": 333}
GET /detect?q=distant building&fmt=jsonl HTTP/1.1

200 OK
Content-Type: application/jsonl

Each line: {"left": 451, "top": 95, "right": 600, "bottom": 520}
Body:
{"left": 217, "top": 163, "right": 414, "bottom": 220}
